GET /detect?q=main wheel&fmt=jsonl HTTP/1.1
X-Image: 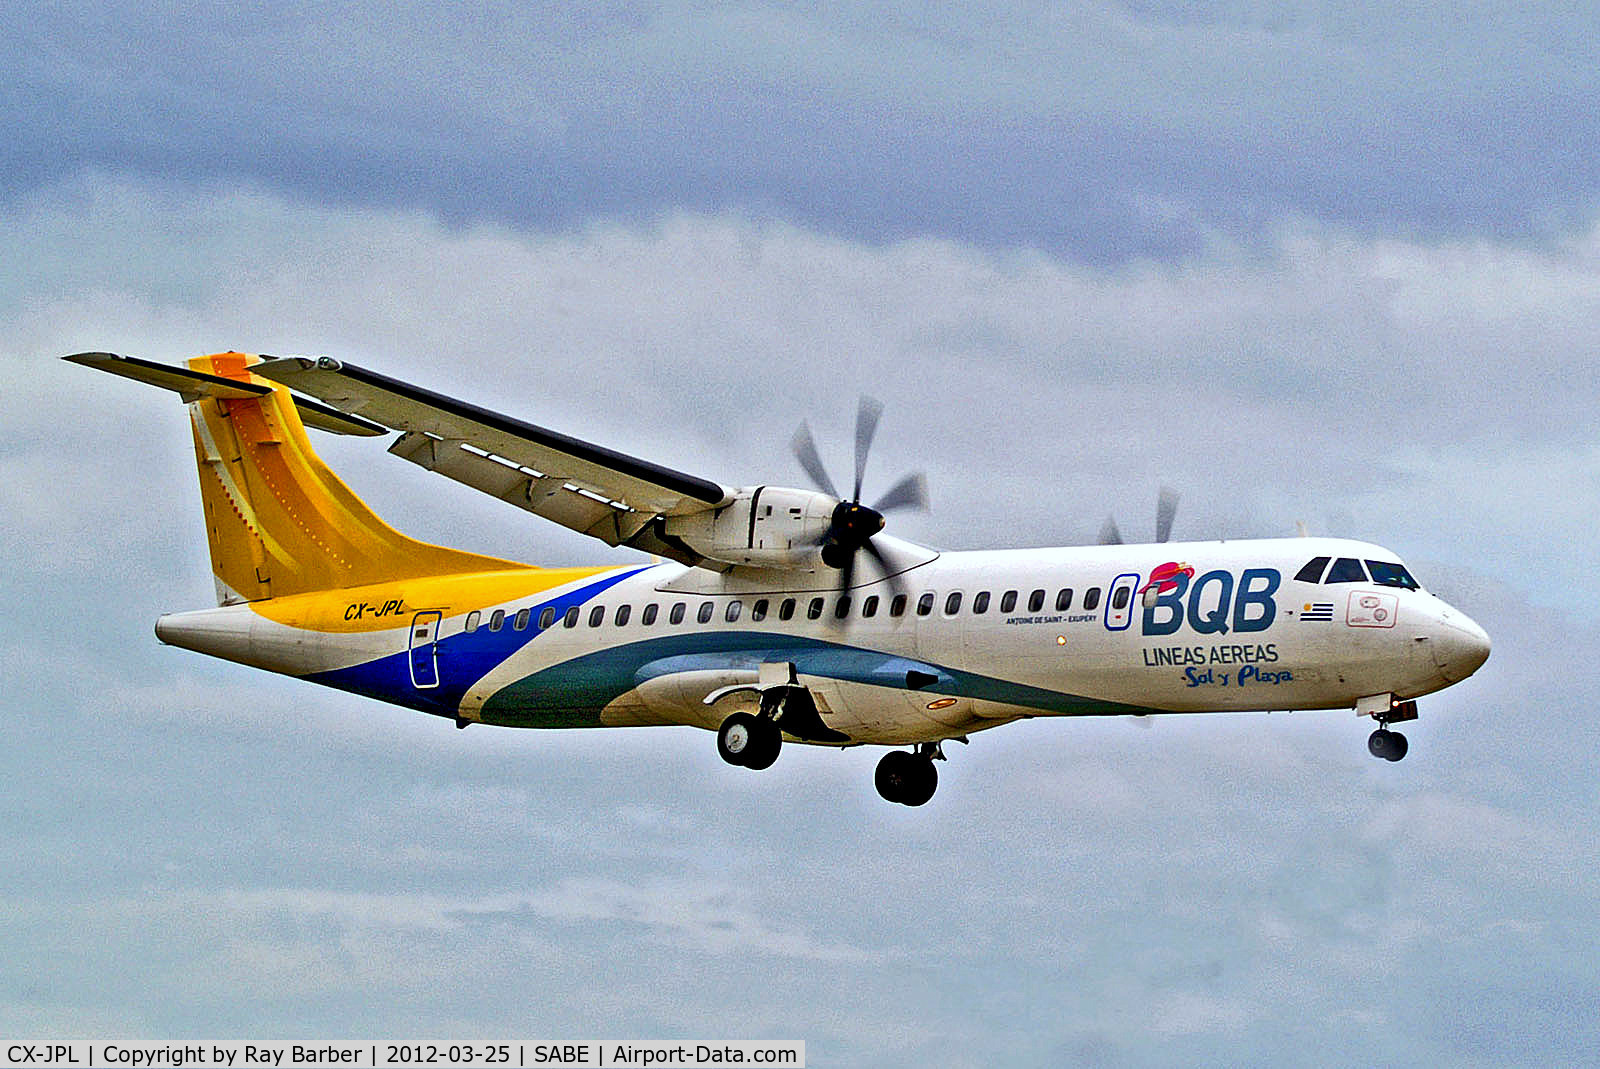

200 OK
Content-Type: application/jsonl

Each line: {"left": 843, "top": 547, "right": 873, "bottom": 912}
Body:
{"left": 742, "top": 717, "right": 782, "bottom": 771}
{"left": 875, "top": 750, "right": 937, "bottom": 805}
{"left": 875, "top": 750, "right": 913, "bottom": 803}
{"left": 718, "top": 712, "right": 759, "bottom": 767}
{"left": 899, "top": 757, "right": 938, "bottom": 807}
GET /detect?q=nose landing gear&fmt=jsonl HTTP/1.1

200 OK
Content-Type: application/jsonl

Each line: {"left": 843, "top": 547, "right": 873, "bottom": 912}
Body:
{"left": 1363, "top": 696, "right": 1418, "bottom": 762}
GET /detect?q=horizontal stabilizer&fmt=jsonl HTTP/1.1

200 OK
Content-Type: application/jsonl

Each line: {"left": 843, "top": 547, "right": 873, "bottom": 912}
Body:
{"left": 64, "top": 352, "right": 386, "bottom": 436}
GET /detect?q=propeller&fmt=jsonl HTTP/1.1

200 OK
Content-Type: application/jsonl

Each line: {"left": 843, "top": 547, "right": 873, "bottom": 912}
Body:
{"left": 1099, "top": 486, "right": 1180, "bottom": 546}
{"left": 791, "top": 397, "right": 929, "bottom": 601}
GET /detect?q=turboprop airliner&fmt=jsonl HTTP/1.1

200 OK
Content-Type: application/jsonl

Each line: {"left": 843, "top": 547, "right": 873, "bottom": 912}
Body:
{"left": 69, "top": 352, "right": 1490, "bottom": 805}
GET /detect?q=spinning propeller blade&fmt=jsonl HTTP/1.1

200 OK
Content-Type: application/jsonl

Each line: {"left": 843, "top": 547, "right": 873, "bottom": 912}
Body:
{"left": 791, "top": 397, "right": 928, "bottom": 611}
{"left": 1101, "top": 488, "right": 1180, "bottom": 546}
{"left": 1156, "top": 486, "right": 1180, "bottom": 544}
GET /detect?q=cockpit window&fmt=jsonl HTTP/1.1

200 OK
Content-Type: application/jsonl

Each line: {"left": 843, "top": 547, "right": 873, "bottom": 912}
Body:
{"left": 1294, "top": 556, "right": 1331, "bottom": 583}
{"left": 1366, "top": 560, "right": 1421, "bottom": 590}
{"left": 1324, "top": 557, "right": 1369, "bottom": 584}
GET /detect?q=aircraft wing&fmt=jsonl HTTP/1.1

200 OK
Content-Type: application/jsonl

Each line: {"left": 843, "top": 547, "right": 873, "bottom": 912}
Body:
{"left": 254, "top": 357, "right": 736, "bottom": 566}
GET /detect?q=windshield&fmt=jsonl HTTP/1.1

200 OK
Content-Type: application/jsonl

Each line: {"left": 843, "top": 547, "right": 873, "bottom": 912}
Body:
{"left": 1366, "top": 560, "right": 1421, "bottom": 590}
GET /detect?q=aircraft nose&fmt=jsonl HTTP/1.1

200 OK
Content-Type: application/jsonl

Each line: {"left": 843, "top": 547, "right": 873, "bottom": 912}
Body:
{"left": 1433, "top": 606, "right": 1491, "bottom": 683}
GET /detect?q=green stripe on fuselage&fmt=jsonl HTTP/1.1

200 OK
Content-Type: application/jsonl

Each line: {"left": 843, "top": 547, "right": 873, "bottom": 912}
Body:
{"left": 478, "top": 632, "right": 1156, "bottom": 727}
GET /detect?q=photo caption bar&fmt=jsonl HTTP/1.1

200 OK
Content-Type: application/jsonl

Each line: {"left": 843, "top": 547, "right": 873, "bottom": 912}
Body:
{"left": 0, "top": 1042, "right": 804, "bottom": 1068}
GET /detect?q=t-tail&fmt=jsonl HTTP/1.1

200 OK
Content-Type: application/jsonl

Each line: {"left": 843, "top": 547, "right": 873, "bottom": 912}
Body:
{"left": 67, "top": 351, "right": 521, "bottom": 605}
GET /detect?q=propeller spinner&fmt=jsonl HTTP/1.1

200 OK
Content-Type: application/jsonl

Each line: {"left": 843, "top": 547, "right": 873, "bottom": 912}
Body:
{"left": 791, "top": 397, "right": 928, "bottom": 599}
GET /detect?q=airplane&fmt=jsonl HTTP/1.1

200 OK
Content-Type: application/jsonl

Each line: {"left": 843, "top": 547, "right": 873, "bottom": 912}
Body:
{"left": 68, "top": 351, "right": 1491, "bottom": 805}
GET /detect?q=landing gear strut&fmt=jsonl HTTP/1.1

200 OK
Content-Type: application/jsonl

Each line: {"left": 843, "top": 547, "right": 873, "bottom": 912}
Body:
{"left": 875, "top": 743, "right": 941, "bottom": 806}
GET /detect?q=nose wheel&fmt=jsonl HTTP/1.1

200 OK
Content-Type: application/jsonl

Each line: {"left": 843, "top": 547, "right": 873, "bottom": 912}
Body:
{"left": 1368, "top": 728, "right": 1408, "bottom": 762}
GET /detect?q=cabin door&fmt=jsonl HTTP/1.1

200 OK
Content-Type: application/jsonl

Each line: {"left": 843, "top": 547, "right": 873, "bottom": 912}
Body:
{"left": 408, "top": 610, "right": 443, "bottom": 689}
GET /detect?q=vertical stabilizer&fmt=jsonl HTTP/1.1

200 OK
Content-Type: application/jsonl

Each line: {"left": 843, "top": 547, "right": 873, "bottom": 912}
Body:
{"left": 183, "top": 352, "right": 522, "bottom": 603}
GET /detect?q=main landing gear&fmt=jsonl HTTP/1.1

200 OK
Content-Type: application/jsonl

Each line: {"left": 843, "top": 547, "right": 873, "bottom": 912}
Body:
{"left": 717, "top": 711, "right": 782, "bottom": 771}
{"left": 875, "top": 743, "right": 941, "bottom": 807}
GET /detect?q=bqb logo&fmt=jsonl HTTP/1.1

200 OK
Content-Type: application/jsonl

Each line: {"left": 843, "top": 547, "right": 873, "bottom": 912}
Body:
{"left": 1141, "top": 567, "right": 1281, "bottom": 636}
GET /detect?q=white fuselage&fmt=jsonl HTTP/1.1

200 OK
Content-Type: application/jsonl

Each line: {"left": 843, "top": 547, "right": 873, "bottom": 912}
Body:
{"left": 157, "top": 536, "right": 1491, "bottom": 747}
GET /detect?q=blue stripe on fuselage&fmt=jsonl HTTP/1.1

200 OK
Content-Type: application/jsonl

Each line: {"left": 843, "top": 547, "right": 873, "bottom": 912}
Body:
{"left": 301, "top": 566, "right": 651, "bottom": 716}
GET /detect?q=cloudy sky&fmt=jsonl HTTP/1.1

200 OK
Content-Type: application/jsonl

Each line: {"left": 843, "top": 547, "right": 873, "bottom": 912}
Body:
{"left": 4, "top": 2, "right": 1599, "bottom": 1063}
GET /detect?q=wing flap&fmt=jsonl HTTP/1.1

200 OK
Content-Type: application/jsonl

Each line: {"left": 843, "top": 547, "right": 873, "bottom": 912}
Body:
{"left": 386, "top": 430, "right": 708, "bottom": 566}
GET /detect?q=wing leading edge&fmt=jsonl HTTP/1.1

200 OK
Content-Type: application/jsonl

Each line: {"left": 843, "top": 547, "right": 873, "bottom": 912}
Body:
{"left": 254, "top": 357, "right": 736, "bottom": 567}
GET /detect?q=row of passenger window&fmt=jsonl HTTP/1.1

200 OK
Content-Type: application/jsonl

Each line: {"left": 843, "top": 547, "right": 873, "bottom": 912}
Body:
{"left": 462, "top": 585, "right": 1106, "bottom": 634}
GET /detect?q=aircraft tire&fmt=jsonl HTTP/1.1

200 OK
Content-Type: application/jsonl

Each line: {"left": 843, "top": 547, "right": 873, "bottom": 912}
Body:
{"left": 900, "top": 757, "right": 938, "bottom": 807}
{"left": 874, "top": 751, "right": 910, "bottom": 803}
{"left": 717, "top": 712, "right": 759, "bottom": 767}
{"left": 743, "top": 718, "right": 782, "bottom": 771}
{"left": 875, "top": 750, "right": 937, "bottom": 805}
{"left": 1368, "top": 728, "right": 1408, "bottom": 762}
{"left": 1384, "top": 731, "right": 1409, "bottom": 762}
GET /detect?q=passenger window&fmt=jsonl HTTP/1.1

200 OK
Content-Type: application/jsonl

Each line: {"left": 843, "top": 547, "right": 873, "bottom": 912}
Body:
{"left": 835, "top": 596, "right": 851, "bottom": 619}
{"left": 465, "top": 610, "right": 481, "bottom": 633}
{"left": 890, "top": 593, "right": 908, "bottom": 617}
{"left": 751, "top": 599, "right": 768, "bottom": 622}
{"left": 1084, "top": 588, "right": 1101, "bottom": 611}
{"left": 1112, "top": 587, "right": 1130, "bottom": 611}
{"left": 917, "top": 593, "right": 936, "bottom": 616}
{"left": 669, "top": 602, "right": 686, "bottom": 625}
{"left": 697, "top": 602, "right": 715, "bottom": 624}
{"left": 615, "top": 604, "right": 631, "bottom": 626}
{"left": 725, "top": 601, "right": 742, "bottom": 623}
{"left": 489, "top": 609, "right": 505, "bottom": 632}
{"left": 1028, "top": 589, "right": 1045, "bottom": 613}
{"left": 563, "top": 606, "right": 579, "bottom": 628}
{"left": 862, "top": 595, "right": 879, "bottom": 618}
{"left": 1056, "top": 588, "right": 1072, "bottom": 611}
{"left": 514, "top": 608, "right": 530, "bottom": 631}
{"left": 538, "top": 607, "right": 555, "bottom": 630}
{"left": 973, "top": 591, "right": 990, "bottom": 614}
{"left": 944, "top": 592, "right": 963, "bottom": 616}
{"left": 779, "top": 598, "right": 796, "bottom": 621}
{"left": 1000, "top": 590, "right": 1018, "bottom": 613}
{"left": 1366, "top": 561, "right": 1421, "bottom": 590}
{"left": 1294, "top": 556, "right": 1331, "bottom": 584}
{"left": 1325, "top": 558, "right": 1368, "bottom": 584}
{"left": 807, "top": 597, "right": 824, "bottom": 620}
{"left": 589, "top": 605, "right": 605, "bottom": 627}
{"left": 642, "top": 603, "right": 658, "bottom": 625}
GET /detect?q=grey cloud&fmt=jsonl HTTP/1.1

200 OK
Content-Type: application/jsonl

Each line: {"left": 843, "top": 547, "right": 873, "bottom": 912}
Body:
{"left": 4, "top": 2, "right": 1598, "bottom": 261}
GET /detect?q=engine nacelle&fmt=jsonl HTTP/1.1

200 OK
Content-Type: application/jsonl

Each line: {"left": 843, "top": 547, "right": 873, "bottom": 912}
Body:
{"left": 662, "top": 485, "right": 837, "bottom": 569}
